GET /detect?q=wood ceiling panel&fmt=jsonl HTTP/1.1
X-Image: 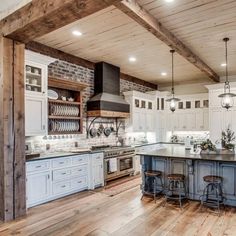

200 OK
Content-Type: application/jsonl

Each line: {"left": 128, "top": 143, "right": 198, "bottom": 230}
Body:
{"left": 36, "top": 6, "right": 209, "bottom": 84}
{"left": 138, "top": 0, "right": 236, "bottom": 78}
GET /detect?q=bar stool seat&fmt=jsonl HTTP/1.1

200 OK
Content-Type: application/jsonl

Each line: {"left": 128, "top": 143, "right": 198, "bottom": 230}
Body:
{"left": 201, "top": 175, "right": 225, "bottom": 215}
{"left": 141, "top": 170, "right": 164, "bottom": 203}
{"left": 145, "top": 170, "right": 162, "bottom": 177}
{"left": 167, "top": 173, "right": 185, "bottom": 181}
{"left": 164, "top": 173, "right": 187, "bottom": 208}
{"left": 203, "top": 175, "right": 223, "bottom": 183}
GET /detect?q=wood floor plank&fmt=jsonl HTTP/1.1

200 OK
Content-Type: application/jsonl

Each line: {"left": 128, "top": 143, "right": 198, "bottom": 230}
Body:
{"left": 0, "top": 182, "right": 235, "bottom": 236}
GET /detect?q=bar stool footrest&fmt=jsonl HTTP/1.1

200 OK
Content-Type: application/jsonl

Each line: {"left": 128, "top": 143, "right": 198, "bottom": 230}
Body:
{"left": 165, "top": 194, "right": 187, "bottom": 201}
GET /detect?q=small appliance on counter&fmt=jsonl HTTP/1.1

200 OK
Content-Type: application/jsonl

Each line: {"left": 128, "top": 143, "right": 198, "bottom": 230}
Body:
{"left": 185, "top": 136, "right": 192, "bottom": 150}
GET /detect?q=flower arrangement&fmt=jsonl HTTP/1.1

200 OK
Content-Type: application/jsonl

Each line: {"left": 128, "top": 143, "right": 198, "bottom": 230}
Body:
{"left": 221, "top": 126, "right": 235, "bottom": 150}
{"left": 200, "top": 139, "right": 216, "bottom": 152}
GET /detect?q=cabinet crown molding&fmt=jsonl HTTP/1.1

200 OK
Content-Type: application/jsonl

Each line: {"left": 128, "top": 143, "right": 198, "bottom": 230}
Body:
{"left": 25, "top": 50, "right": 56, "bottom": 65}
{"left": 123, "top": 90, "right": 155, "bottom": 100}
{"left": 205, "top": 82, "right": 236, "bottom": 91}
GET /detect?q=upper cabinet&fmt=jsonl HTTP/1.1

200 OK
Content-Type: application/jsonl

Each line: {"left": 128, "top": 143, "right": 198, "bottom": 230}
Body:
{"left": 124, "top": 91, "right": 155, "bottom": 132}
{"left": 25, "top": 50, "right": 56, "bottom": 136}
{"left": 25, "top": 62, "right": 47, "bottom": 96}
{"left": 206, "top": 83, "right": 236, "bottom": 142}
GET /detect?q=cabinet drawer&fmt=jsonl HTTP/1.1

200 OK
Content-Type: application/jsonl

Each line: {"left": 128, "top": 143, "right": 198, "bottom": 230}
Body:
{"left": 71, "top": 176, "right": 88, "bottom": 190}
{"left": 53, "top": 169, "right": 71, "bottom": 181}
{"left": 52, "top": 157, "right": 71, "bottom": 169}
{"left": 52, "top": 180, "right": 71, "bottom": 195}
{"left": 71, "top": 165, "right": 88, "bottom": 177}
{"left": 91, "top": 154, "right": 103, "bottom": 164}
{"left": 27, "top": 160, "right": 50, "bottom": 173}
{"left": 72, "top": 155, "right": 89, "bottom": 166}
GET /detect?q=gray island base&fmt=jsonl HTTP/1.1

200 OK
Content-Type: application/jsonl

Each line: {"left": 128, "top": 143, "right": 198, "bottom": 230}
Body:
{"left": 138, "top": 144, "right": 236, "bottom": 206}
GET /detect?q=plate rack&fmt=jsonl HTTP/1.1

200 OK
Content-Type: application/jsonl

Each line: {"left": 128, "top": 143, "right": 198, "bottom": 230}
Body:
{"left": 48, "top": 77, "right": 88, "bottom": 135}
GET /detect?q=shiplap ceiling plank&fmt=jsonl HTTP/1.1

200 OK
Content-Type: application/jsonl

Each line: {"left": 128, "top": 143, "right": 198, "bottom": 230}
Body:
{"left": 138, "top": 0, "right": 236, "bottom": 80}
{"left": 36, "top": 0, "right": 236, "bottom": 84}
{"left": 37, "top": 6, "right": 208, "bottom": 84}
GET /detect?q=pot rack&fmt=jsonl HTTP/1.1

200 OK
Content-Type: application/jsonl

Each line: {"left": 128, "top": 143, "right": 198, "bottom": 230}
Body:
{"left": 86, "top": 117, "right": 125, "bottom": 138}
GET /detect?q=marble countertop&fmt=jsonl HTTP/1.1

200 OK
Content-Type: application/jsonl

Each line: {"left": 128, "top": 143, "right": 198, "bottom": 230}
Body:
{"left": 137, "top": 144, "right": 236, "bottom": 162}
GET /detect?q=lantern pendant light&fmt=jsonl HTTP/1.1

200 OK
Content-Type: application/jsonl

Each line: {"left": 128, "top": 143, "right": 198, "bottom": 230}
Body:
{"left": 218, "top": 38, "right": 236, "bottom": 110}
{"left": 166, "top": 49, "right": 180, "bottom": 112}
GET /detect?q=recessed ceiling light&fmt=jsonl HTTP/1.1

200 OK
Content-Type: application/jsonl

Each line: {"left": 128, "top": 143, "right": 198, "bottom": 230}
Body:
{"left": 165, "top": 0, "right": 174, "bottom": 2}
{"left": 161, "top": 72, "right": 167, "bottom": 76}
{"left": 72, "top": 30, "right": 82, "bottom": 36}
{"left": 129, "top": 57, "right": 136, "bottom": 62}
{"left": 221, "top": 63, "right": 227, "bottom": 67}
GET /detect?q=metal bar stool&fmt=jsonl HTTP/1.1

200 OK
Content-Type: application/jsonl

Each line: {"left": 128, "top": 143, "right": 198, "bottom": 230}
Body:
{"left": 164, "top": 174, "right": 188, "bottom": 208}
{"left": 200, "top": 175, "right": 225, "bottom": 214}
{"left": 141, "top": 170, "right": 164, "bottom": 203}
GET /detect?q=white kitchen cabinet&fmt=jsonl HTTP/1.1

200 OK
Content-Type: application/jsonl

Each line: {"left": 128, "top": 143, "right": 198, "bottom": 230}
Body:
{"left": 206, "top": 83, "right": 236, "bottom": 142}
{"left": 186, "top": 112, "right": 196, "bottom": 131}
{"left": 25, "top": 95, "right": 47, "bottom": 136}
{"left": 124, "top": 91, "right": 155, "bottom": 133}
{"left": 90, "top": 153, "right": 104, "bottom": 189}
{"left": 25, "top": 50, "right": 55, "bottom": 137}
{"left": 26, "top": 171, "right": 51, "bottom": 207}
{"left": 26, "top": 153, "right": 94, "bottom": 208}
{"left": 146, "top": 112, "right": 154, "bottom": 131}
{"left": 209, "top": 108, "right": 224, "bottom": 143}
{"left": 195, "top": 110, "right": 204, "bottom": 130}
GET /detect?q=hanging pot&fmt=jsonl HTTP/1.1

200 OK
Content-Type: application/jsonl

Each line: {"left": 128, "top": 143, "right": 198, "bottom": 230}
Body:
{"left": 97, "top": 123, "right": 104, "bottom": 137}
{"left": 89, "top": 127, "right": 97, "bottom": 138}
{"left": 104, "top": 127, "right": 112, "bottom": 137}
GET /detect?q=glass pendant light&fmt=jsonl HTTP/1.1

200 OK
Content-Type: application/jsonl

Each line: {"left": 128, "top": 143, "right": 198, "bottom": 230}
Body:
{"left": 166, "top": 49, "right": 180, "bottom": 112}
{"left": 218, "top": 38, "right": 236, "bottom": 110}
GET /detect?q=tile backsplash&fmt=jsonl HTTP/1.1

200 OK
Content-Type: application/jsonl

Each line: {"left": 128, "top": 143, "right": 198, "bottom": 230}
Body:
{"left": 26, "top": 59, "right": 155, "bottom": 153}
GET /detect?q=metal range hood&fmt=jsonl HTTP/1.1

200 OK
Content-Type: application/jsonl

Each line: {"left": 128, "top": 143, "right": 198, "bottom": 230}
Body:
{"left": 87, "top": 62, "right": 130, "bottom": 118}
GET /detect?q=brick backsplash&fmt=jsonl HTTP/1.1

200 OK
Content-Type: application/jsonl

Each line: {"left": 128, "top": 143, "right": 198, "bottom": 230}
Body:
{"left": 26, "top": 60, "right": 155, "bottom": 153}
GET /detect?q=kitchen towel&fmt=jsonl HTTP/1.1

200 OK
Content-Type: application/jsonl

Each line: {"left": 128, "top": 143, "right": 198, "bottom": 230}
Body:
{"left": 109, "top": 158, "right": 118, "bottom": 172}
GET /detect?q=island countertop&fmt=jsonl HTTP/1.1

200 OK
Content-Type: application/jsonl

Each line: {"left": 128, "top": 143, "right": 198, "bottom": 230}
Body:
{"left": 137, "top": 144, "right": 236, "bottom": 162}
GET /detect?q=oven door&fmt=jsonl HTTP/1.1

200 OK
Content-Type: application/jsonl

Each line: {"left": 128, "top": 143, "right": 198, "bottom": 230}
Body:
{"left": 104, "top": 158, "right": 118, "bottom": 181}
{"left": 118, "top": 154, "right": 134, "bottom": 175}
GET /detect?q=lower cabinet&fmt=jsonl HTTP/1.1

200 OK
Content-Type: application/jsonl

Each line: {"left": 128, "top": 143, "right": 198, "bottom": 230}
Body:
{"left": 26, "top": 153, "right": 104, "bottom": 208}
{"left": 26, "top": 171, "right": 51, "bottom": 207}
{"left": 90, "top": 153, "right": 104, "bottom": 189}
{"left": 219, "top": 163, "right": 236, "bottom": 204}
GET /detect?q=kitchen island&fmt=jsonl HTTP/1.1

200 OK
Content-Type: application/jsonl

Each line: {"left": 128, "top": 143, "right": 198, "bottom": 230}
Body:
{"left": 138, "top": 144, "right": 236, "bottom": 206}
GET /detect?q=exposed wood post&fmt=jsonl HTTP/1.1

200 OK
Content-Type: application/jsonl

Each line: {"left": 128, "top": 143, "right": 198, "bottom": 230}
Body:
{"left": 114, "top": 0, "right": 219, "bottom": 82}
{"left": 0, "top": 36, "right": 26, "bottom": 221}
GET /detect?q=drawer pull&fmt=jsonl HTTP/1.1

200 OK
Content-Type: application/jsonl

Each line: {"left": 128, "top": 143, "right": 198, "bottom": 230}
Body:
{"left": 61, "top": 172, "right": 67, "bottom": 175}
{"left": 78, "top": 169, "right": 82, "bottom": 171}
{"left": 78, "top": 181, "right": 82, "bottom": 183}
{"left": 96, "top": 157, "right": 100, "bottom": 159}
{"left": 78, "top": 159, "right": 82, "bottom": 161}
{"left": 61, "top": 185, "right": 66, "bottom": 188}
{"left": 35, "top": 166, "right": 42, "bottom": 168}
{"left": 59, "top": 162, "right": 64, "bottom": 164}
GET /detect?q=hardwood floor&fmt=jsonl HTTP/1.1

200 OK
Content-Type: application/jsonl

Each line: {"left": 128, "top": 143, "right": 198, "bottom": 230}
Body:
{"left": 0, "top": 184, "right": 236, "bottom": 236}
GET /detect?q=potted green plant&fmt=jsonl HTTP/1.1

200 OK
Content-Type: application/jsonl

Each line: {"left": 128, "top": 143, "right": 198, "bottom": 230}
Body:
{"left": 200, "top": 139, "right": 217, "bottom": 154}
{"left": 221, "top": 126, "right": 235, "bottom": 153}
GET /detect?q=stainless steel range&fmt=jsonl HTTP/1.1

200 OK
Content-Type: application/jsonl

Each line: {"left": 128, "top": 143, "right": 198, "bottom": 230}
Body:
{"left": 91, "top": 145, "right": 135, "bottom": 183}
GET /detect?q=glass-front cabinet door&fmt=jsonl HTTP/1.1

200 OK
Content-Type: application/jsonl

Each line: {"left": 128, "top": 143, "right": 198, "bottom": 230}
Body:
{"left": 25, "top": 61, "right": 46, "bottom": 96}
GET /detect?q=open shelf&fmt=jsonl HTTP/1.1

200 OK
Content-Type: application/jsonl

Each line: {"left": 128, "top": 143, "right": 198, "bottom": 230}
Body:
{"left": 48, "top": 77, "right": 87, "bottom": 135}
{"left": 48, "top": 99, "right": 81, "bottom": 105}
{"left": 48, "top": 116, "right": 81, "bottom": 120}
{"left": 48, "top": 131, "right": 81, "bottom": 135}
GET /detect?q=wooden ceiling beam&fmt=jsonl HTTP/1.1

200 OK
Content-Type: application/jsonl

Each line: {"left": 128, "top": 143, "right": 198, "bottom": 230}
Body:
{"left": 114, "top": 0, "right": 219, "bottom": 82}
{"left": 26, "top": 41, "right": 158, "bottom": 89}
{"left": 1, "top": 0, "right": 121, "bottom": 44}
